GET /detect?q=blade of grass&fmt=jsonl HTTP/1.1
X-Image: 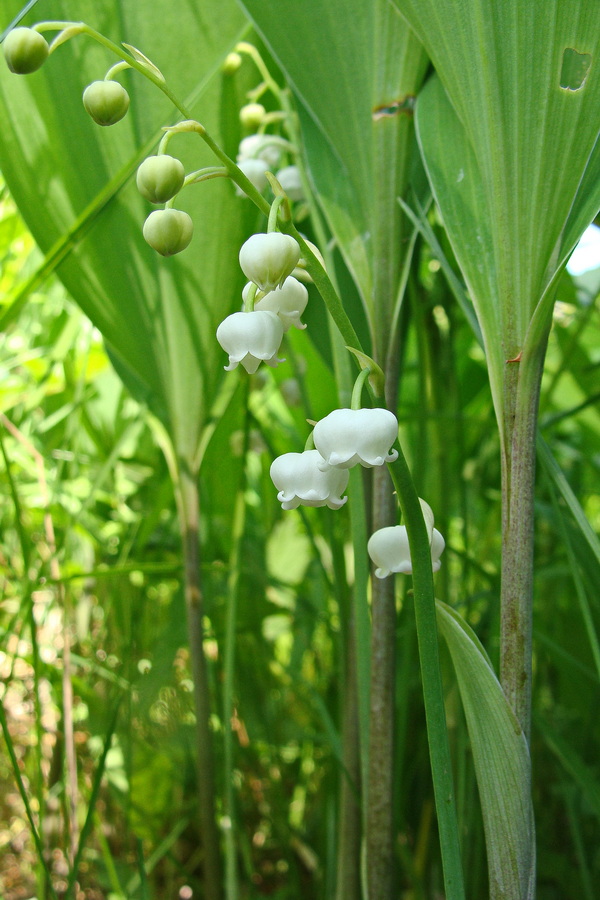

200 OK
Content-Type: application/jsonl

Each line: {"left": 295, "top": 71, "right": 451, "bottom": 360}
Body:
{"left": 546, "top": 479, "right": 600, "bottom": 680}
{"left": 0, "top": 696, "right": 58, "bottom": 900}
{"left": 537, "top": 434, "right": 600, "bottom": 570}
{"left": 66, "top": 698, "right": 122, "bottom": 895}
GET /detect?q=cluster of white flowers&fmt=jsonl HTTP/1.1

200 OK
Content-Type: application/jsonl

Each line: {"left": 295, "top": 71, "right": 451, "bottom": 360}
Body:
{"left": 216, "top": 232, "right": 307, "bottom": 373}
{"left": 367, "top": 508, "right": 445, "bottom": 579}
{"left": 236, "top": 134, "right": 303, "bottom": 201}
{"left": 270, "top": 407, "right": 399, "bottom": 511}
{"left": 269, "top": 405, "right": 446, "bottom": 577}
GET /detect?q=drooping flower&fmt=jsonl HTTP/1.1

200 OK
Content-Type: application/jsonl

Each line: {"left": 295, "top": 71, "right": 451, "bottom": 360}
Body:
{"left": 248, "top": 276, "right": 308, "bottom": 331}
{"left": 82, "top": 80, "right": 130, "bottom": 126}
{"left": 367, "top": 525, "right": 446, "bottom": 579}
{"left": 236, "top": 158, "right": 270, "bottom": 196}
{"left": 216, "top": 310, "right": 284, "bottom": 374}
{"left": 270, "top": 450, "right": 349, "bottom": 510}
{"left": 143, "top": 209, "right": 193, "bottom": 256}
{"left": 237, "top": 134, "right": 284, "bottom": 169}
{"left": 239, "top": 233, "right": 301, "bottom": 292}
{"left": 313, "top": 408, "right": 399, "bottom": 469}
{"left": 3, "top": 27, "right": 48, "bottom": 74}
{"left": 275, "top": 165, "right": 304, "bottom": 202}
{"left": 137, "top": 155, "right": 186, "bottom": 203}
{"left": 239, "top": 102, "right": 266, "bottom": 129}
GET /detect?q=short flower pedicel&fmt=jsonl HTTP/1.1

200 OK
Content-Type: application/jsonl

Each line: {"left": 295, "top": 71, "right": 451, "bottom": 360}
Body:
{"left": 270, "top": 450, "right": 349, "bottom": 510}
{"left": 367, "top": 525, "right": 446, "bottom": 579}
{"left": 313, "top": 408, "right": 399, "bottom": 470}
{"left": 248, "top": 276, "right": 308, "bottom": 331}
{"left": 216, "top": 310, "right": 284, "bottom": 374}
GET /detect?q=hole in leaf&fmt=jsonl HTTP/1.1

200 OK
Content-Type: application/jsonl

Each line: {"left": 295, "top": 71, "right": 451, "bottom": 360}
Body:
{"left": 560, "top": 48, "right": 591, "bottom": 91}
{"left": 372, "top": 96, "right": 415, "bottom": 120}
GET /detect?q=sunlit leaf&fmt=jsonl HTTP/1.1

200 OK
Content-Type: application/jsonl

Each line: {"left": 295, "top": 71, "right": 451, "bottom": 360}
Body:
{"left": 395, "top": 0, "right": 600, "bottom": 425}
{"left": 0, "top": 0, "right": 255, "bottom": 468}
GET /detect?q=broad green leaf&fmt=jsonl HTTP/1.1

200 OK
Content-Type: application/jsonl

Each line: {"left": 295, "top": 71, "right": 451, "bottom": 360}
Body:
{"left": 239, "top": 0, "right": 428, "bottom": 352}
{"left": 395, "top": 0, "right": 600, "bottom": 426}
{"left": 0, "top": 0, "right": 255, "bottom": 469}
{"left": 436, "top": 601, "right": 535, "bottom": 900}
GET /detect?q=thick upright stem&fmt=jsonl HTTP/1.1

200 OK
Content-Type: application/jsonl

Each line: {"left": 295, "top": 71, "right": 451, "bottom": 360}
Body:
{"left": 500, "top": 348, "right": 547, "bottom": 742}
{"left": 176, "top": 466, "right": 222, "bottom": 900}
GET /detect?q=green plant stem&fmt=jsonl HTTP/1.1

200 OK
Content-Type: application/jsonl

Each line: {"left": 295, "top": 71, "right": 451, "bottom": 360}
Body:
{"left": 317, "top": 224, "right": 364, "bottom": 900}
{"left": 500, "top": 339, "right": 548, "bottom": 742}
{"left": 176, "top": 465, "right": 222, "bottom": 900}
{"left": 367, "top": 465, "right": 398, "bottom": 900}
{"left": 222, "top": 402, "right": 251, "bottom": 900}
{"left": 388, "top": 452, "right": 466, "bottom": 900}
{"left": 336, "top": 622, "right": 362, "bottom": 900}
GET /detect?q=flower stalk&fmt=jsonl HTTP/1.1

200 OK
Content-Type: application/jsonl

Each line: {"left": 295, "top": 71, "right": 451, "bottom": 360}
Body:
{"left": 175, "top": 465, "right": 222, "bottom": 900}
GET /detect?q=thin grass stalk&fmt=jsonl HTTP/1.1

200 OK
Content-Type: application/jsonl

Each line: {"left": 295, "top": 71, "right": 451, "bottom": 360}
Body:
{"left": 175, "top": 464, "right": 222, "bottom": 900}
{"left": 2, "top": 413, "right": 80, "bottom": 862}
{"left": 0, "top": 699, "right": 58, "bottom": 900}
{"left": 66, "top": 699, "right": 121, "bottom": 894}
{"left": 546, "top": 478, "right": 600, "bottom": 679}
{"left": 0, "top": 421, "right": 50, "bottom": 896}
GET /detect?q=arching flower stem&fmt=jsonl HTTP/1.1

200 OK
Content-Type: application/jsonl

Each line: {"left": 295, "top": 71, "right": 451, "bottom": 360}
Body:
{"left": 350, "top": 366, "right": 372, "bottom": 410}
{"left": 243, "top": 282, "right": 258, "bottom": 313}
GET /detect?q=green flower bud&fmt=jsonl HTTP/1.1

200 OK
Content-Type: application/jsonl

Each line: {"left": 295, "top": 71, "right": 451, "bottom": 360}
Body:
{"left": 143, "top": 209, "right": 193, "bottom": 256}
{"left": 137, "top": 155, "right": 186, "bottom": 204}
{"left": 83, "top": 80, "right": 130, "bottom": 126}
{"left": 223, "top": 52, "right": 242, "bottom": 75}
{"left": 240, "top": 103, "right": 265, "bottom": 129}
{"left": 3, "top": 27, "right": 49, "bottom": 74}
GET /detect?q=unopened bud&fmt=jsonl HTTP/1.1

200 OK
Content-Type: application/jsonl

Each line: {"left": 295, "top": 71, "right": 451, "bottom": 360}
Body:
{"left": 143, "top": 209, "right": 193, "bottom": 256}
{"left": 3, "top": 27, "right": 49, "bottom": 74}
{"left": 240, "top": 103, "right": 265, "bottom": 129}
{"left": 83, "top": 80, "right": 130, "bottom": 126}
{"left": 137, "top": 155, "right": 186, "bottom": 204}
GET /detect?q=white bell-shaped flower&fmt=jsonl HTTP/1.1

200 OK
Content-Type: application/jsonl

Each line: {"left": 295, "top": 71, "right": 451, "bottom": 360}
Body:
{"left": 247, "top": 276, "right": 308, "bottom": 331}
{"left": 216, "top": 310, "right": 284, "bottom": 374}
{"left": 270, "top": 450, "right": 349, "bottom": 510}
{"left": 275, "top": 165, "right": 304, "bottom": 202}
{"left": 235, "top": 158, "right": 269, "bottom": 196}
{"left": 313, "top": 408, "right": 399, "bottom": 469}
{"left": 237, "top": 134, "right": 283, "bottom": 168}
{"left": 367, "top": 525, "right": 446, "bottom": 579}
{"left": 239, "top": 233, "right": 301, "bottom": 292}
